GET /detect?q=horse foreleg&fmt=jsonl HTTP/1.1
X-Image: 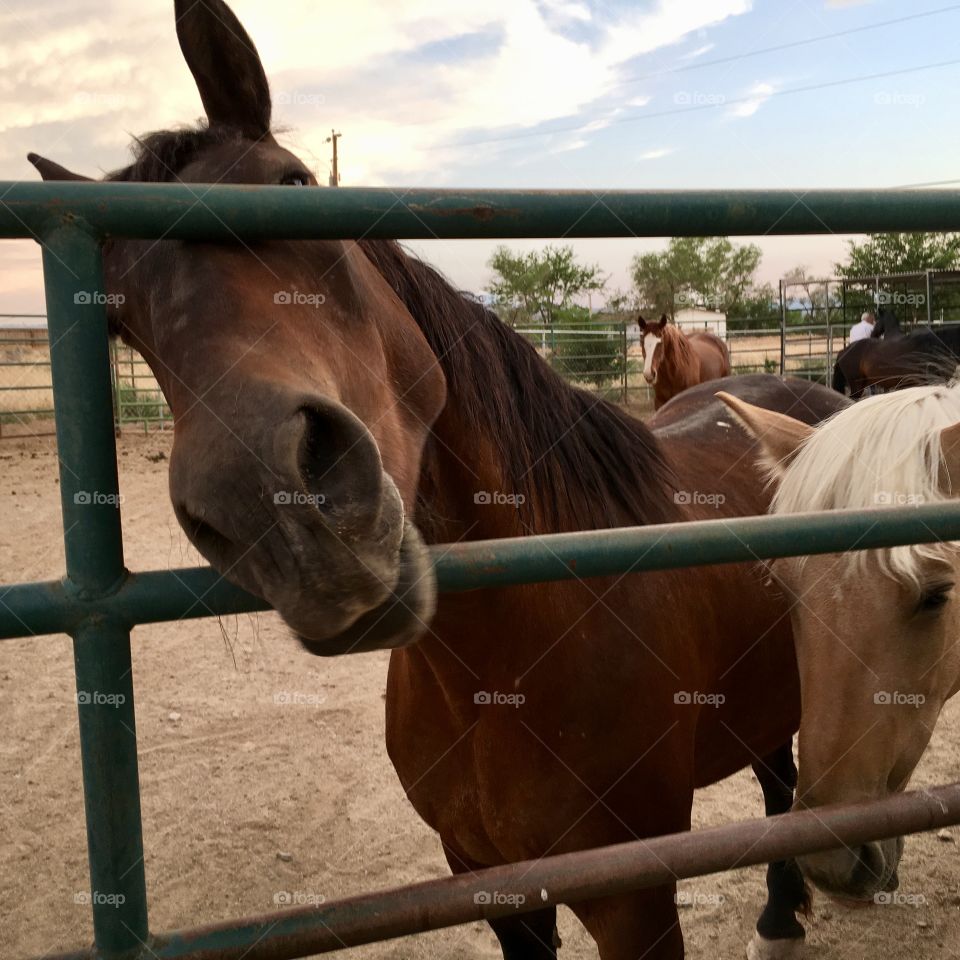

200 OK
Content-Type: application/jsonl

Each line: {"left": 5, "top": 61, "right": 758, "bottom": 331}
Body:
{"left": 572, "top": 887, "right": 684, "bottom": 960}
{"left": 748, "top": 742, "right": 810, "bottom": 960}
{"left": 488, "top": 909, "right": 562, "bottom": 959}
{"left": 442, "top": 841, "right": 560, "bottom": 959}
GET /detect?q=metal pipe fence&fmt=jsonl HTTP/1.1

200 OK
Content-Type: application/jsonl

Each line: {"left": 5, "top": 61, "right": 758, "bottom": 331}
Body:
{"left": 4, "top": 181, "right": 960, "bottom": 960}
{"left": 0, "top": 319, "right": 171, "bottom": 436}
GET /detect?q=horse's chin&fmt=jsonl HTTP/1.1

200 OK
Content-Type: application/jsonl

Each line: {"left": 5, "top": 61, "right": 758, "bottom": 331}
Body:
{"left": 294, "top": 521, "right": 436, "bottom": 656}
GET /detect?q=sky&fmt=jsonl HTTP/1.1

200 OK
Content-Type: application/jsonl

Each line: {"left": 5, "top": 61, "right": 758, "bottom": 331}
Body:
{"left": 3, "top": 0, "right": 960, "bottom": 314}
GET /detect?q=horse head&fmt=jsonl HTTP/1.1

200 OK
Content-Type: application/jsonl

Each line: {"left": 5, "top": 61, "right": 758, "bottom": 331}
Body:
{"left": 28, "top": 0, "right": 448, "bottom": 655}
{"left": 719, "top": 387, "right": 960, "bottom": 903}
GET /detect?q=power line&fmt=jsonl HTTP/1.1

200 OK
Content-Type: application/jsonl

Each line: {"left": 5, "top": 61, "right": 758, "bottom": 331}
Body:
{"left": 621, "top": 3, "right": 960, "bottom": 85}
{"left": 452, "top": 56, "right": 960, "bottom": 149}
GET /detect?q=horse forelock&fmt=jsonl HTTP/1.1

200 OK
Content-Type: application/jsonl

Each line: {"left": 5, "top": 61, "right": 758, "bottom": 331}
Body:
{"left": 106, "top": 124, "right": 246, "bottom": 182}
{"left": 359, "top": 240, "right": 676, "bottom": 532}
{"left": 772, "top": 381, "right": 960, "bottom": 585}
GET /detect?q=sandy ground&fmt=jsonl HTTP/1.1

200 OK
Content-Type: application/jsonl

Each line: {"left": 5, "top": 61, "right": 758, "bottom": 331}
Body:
{"left": 1, "top": 430, "right": 959, "bottom": 960}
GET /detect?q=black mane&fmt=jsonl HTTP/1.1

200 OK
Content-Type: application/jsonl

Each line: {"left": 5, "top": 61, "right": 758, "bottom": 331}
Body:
{"left": 106, "top": 123, "right": 243, "bottom": 182}
{"left": 360, "top": 240, "right": 676, "bottom": 534}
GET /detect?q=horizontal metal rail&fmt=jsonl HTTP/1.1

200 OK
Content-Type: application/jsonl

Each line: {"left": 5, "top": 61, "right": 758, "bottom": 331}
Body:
{"left": 5, "top": 183, "right": 960, "bottom": 241}
{"left": 41, "top": 783, "right": 960, "bottom": 960}
{"left": 3, "top": 503, "right": 960, "bottom": 640}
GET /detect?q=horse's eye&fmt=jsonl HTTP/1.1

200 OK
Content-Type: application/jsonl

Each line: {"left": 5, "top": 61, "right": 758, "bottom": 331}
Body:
{"left": 280, "top": 172, "right": 310, "bottom": 186}
{"left": 918, "top": 584, "right": 953, "bottom": 613}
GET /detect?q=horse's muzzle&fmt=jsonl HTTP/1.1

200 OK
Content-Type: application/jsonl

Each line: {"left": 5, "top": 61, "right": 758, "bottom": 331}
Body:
{"left": 169, "top": 392, "right": 436, "bottom": 653}
{"left": 797, "top": 836, "right": 903, "bottom": 902}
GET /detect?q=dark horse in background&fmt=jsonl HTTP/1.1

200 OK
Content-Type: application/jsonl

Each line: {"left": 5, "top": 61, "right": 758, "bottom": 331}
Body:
{"left": 29, "top": 2, "right": 851, "bottom": 956}
{"left": 833, "top": 325, "right": 960, "bottom": 399}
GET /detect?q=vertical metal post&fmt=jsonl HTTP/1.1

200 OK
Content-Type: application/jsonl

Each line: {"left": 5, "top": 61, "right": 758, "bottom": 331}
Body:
{"left": 620, "top": 323, "right": 628, "bottom": 404}
{"left": 825, "top": 280, "right": 833, "bottom": 385}
{"left": 778, "top": 279, "right": 786, "bottom": 375}
{"left": 41, "top": 226, "right": 149, "bottom": 955}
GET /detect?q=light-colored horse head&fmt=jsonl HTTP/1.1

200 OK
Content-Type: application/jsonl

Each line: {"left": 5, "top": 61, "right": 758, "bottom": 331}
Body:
{"left": 719, "top": 384, "right": 960, "bottom": 903}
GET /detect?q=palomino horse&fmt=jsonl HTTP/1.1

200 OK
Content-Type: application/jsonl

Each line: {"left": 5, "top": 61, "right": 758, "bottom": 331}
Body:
{"left": 639, "top": 315, "right": 731, "bottom": 409}
{"left": 720, "top": 384, "right": 960, "bottom": 917}
{"left": 31, "top": 2, "right": 849, "bottom": 956}
{"left": 833, "top": 326, "right": 960, "bottom": 399}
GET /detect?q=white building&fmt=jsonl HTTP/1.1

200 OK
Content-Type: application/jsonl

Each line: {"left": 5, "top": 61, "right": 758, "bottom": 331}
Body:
{"left": 674, "top": 307, "right": 726, "bottom": 338}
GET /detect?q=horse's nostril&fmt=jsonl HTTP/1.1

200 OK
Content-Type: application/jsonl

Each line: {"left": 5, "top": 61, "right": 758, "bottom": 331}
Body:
{"left": 298, "top": 405, "right": 345, "bottom": 503}
{"left": 294, "top": 402, "right": 385, "bottom": 518}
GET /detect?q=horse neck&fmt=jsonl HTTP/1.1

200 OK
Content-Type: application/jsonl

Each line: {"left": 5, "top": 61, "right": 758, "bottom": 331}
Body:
{"left": 359, "top": 241, "right": 678, "bottom": 544}
{"left": 659, "top": 328, "right": 699, "bottom": 386}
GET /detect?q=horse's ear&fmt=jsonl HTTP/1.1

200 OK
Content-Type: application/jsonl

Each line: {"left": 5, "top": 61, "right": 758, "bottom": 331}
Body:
{"left": 716, "top": 392, "right": 814, "bottom": 481}
{"left": 938, "top": 422, "right": 960, "bottom": 495}
{"left": 638, "top": 315, "right": 647, "bottom": 330}
{"left": 174, "top": 0, "right": 271, "bottom": 139}
{"left": 27, "top": 153, "right": 92, "bottom": 182}
{"left": 658, "top": 314, "right": 668, "bottom": 328}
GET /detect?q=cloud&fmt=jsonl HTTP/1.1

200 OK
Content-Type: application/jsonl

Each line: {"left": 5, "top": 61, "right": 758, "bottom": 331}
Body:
{"left": 729, "top": 81, "right": 776, "bottom": 118}
{"left": 682, "top": 43, "right": 715, "bottom": 60}
{"left": 638, "top": 147, "right": 675, "bottom": 160}
{"left": 1, "top": 0, "right": 755, "bottom": 184}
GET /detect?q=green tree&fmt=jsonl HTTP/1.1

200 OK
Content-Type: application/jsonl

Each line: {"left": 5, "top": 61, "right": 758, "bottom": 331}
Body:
{"left": 487, "top": 245, "right": 607, "bottom": 325}
{"left": 630, "top": 237, "right": 763, "bottom": 318}
{"left": 836, "top": 233, "right": 960, "bottom": 276}
{"left": 548, "top": 305, "right": 622, "bottom": 389}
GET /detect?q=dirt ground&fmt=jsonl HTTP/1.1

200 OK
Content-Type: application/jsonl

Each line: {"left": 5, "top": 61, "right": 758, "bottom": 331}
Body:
{"left": 1, "top": 430, "right": 959, "bottom": 960}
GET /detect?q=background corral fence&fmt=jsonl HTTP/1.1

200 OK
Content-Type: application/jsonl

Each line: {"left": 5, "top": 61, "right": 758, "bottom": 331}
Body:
{"left": 0, "top": 315, "right": 170, "bottom": 437}
{"left": 3, "top": 184, "right": 960, "bottom": 960}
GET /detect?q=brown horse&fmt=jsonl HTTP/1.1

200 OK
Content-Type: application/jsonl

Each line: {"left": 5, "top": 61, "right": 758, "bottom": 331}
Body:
{"left": 30, "top": 3, "right": 849, "bottom": 956}
{"left": 639, "top": 315, "right": 731, "bottom": 409}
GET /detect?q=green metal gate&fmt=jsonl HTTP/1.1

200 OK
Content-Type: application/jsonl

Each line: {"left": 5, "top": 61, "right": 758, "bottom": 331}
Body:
{"left": 3, "top": 181, "right": 960, "bottom": 959}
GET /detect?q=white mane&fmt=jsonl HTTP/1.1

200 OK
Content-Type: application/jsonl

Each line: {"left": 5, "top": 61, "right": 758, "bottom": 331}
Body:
{"left": 772, "top": 382, "right": 960, "bottom": 584}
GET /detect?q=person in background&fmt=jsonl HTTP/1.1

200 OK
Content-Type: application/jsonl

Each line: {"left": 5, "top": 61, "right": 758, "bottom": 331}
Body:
{"left": 849, "top": 311, "right": 875, "bottom": 342}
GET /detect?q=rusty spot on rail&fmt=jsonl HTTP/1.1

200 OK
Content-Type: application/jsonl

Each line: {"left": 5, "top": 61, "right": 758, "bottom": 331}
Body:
{"left": 411, "top": 204, "right": 515, "bottom": 222}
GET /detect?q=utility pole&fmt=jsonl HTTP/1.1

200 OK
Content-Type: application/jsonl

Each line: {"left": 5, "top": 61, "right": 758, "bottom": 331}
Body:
{"left": 324, "top": 130, "right": 342, "bottom": 187}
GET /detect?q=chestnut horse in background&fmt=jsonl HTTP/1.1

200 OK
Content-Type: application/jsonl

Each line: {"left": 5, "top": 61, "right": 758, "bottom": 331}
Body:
{"left": 29, "top": 1, "right": 851, "bottom": 956}
{"left": 640, "top": 315, "right": 731, "bottom": 409}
